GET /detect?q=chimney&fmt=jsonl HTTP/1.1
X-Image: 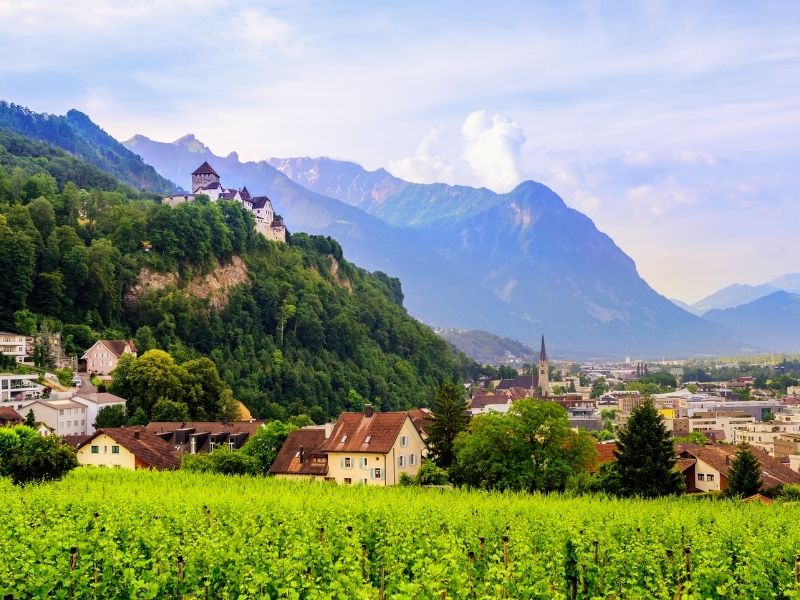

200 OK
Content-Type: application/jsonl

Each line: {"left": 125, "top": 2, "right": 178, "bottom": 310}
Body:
{"left": 134, "top": 430, "right": 140, "bottom": 440}
{"left": 299, "top": 446, "right": 305, "bottom": 463}
{"left": 364, "top": 403, "right": 374, "bottom": 418}
{"left": 725, "top": 455, "right": 729, "bottom": 465}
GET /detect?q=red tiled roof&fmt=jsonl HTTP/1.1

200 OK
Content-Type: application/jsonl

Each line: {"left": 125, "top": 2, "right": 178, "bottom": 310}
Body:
{"left": 407, "top": 408, "right": 433, "bottom": 437}
{"left": 595, "top": 442, "right": 617, "bottom": 465}
{"left": 0, "top": 405, "right": 22, "bottom": 423}
{"left": 79, "top": 427, "right": 180, "bottom": 470}
{"left": 269, "top": 428, "right": 328, "bottom": 476}
{"left": 89, "top": 340, "right": 137, "bottom": 358}
{"left": 320, "top": 411, "right": 410, "bottom": 454}
{"left": 63, "top": 435, "right": 91, "bottom": 448}
{"left": 192, "top": 161, "right": 219, "bottom": 176}
{"left": 470, "top": 392, "right": 506, "bottom": 410}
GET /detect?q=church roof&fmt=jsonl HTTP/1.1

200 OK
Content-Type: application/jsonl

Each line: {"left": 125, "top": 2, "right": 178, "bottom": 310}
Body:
{"left": 192, "top": 161, "right": 219, "bottom": 176}
{"left": 540, "top": 335, "right": 548, "bottom": 363}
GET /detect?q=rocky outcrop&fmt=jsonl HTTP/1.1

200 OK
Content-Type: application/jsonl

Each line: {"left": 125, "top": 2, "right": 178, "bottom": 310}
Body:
{"left": 126, "top": 256, "right": 249, "bottom": 310}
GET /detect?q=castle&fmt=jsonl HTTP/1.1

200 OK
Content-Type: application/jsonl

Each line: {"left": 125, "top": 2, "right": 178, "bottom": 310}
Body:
{"left": 163, "top": 161, "right": 286, "bottom": 243}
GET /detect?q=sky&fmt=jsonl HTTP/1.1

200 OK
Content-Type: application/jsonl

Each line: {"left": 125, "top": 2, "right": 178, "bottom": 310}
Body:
{"left": 0, "top": 0, "right": 798, "bottom": 303}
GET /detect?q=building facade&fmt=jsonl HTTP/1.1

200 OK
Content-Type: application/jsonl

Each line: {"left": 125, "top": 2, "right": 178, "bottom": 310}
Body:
{"left": 81, "top": 340, "right": 137, "bottom": 376}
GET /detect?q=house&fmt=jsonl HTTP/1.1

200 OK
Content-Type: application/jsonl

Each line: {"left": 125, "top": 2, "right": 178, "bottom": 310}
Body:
{"left": 146, "top": 421, "right": 265, "bottom": 453}
{"left": 688, "top": 411, "right": 755, "bottom": 442}
{"left": 269, "top": 427, "right": 330, "bottom": 480}
{"left": 76, "top": 427, "right": 180, "bottom": 470}
{"left": 676, "top": 443, "right": 800, "bottom": 493}
{"left": 81, "top": 340, "right": 137, "bottom": 376}
{"left": 319, "top": 405, "right": 427, "bottom": 486}
{"left": 0, "top": 373, "right": 40, "bottom": 401}
{"left": 21, "top": 399, "right": 88, "bottom": 436}
{"left": 0, "top": 331, "right": 28, "bottom": 363}
{"left": 163, "top": 162, "right": 286, "bottom": 242}
{"left": 732, "top": 421, "right": 800, "bottom": 455}
{"left": 73, "top": 392, "right": 127, "bottom": 434}
{"left": 0, "top": 405, "right": 22, "bottom": 426}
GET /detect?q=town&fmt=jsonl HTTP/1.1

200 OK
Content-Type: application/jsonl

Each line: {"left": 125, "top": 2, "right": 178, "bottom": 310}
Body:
{"left": 3, "top": 328, "right": 799, "bottom": 498}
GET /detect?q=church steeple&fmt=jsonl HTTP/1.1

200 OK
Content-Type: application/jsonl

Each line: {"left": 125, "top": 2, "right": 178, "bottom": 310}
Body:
{"left": 538, "top": 334, "right": 549, "bottom": 396}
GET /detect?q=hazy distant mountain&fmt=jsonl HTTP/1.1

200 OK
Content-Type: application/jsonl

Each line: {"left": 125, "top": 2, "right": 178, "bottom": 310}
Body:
{"left": 692, "top": 283, "right": 780, "bottom": 315}
{"left": 435, "top": 329, "right": 535, "bottom": 365}
{"left": 767, "top": 273, "right": 800, "bottom": 294}
{"left": 671, "top": 298, "right": 697, "bottom": 314}
{"left": 0, "top": 101, "right": 176, "bottom": 194}
{"left": 688, "top": 273, "right": 800, "bottom": 314}
{"left": 703, "top": 291, "right": 800, "bottom": 352}
{"left": 126, "top": 134, "right": 741, "bottom": 356}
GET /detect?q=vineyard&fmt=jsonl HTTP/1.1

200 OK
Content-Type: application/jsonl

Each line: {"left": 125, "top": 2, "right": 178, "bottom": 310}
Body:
{"left": 3, "top": 470, "right": 800, "bottom": 599}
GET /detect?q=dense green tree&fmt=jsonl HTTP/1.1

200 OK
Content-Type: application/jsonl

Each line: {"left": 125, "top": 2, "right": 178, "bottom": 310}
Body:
{"left": 428, "top": 382, "right": 470, "bottom": 468}
{"left": 590, "top": 377, "right": 608, "bottom": 399}
{"left": 613, "top": 400, "right": 684, "bottom": 497}
{"left": 94, "top": 405, "right": 128, "bottom": 429}
{"left": 151, "top": 398, "right": 190, "bottom": 422}
{"left": 24, "top": 409, "right": 36, "bottom": 428}
{"left": 451, "top": 399, "right": 597, "bottom": 492}
{"left": 241, "top": 421, "right": 297, "bottom": 474}
{"left": 4, "top": 431, "right": 77, "bottom": 485}
{"left": 724, "top": 444, "right": 763, "bottom": 498}
{"left": 0, "top": 215, "right": 36, "bottom": 326}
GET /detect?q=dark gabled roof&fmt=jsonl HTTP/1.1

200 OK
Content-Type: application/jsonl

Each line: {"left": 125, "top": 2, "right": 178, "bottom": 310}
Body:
{"left": 219, "top": 189, "right": 238, "bottom": 199}
{"left": 240, "top": 186, "right": 252, "bottom": 200}
{"left": 192, "top": 161, "right": 219, "bottom": 176}
{"left": 495, "top": 375, "right": 537, "bottom": 391}
{"left": 320, "top": 411, "right": 411, "bottom": 454}
{"left": 251, "top": 196, "right": 271, "bottom": 210}
{"left": 0, "top": 405, "right": 22, "bottom": 422}
{"left": 269, "top": 428, "right": 328, "bottom": 476}
{"left": 79, "top": 427, "right": 180, "bottom": 470}
{"left": 200, "top": 181, "right": 222, "bottom": 190}
{"left": 145, "top": 421, "right": 265, "bottom": 453}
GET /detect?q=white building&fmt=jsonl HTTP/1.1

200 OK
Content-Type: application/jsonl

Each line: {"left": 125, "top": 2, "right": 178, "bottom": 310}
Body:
{"left": 733, "top": 422, "right": 800, "bottom": 455}
{"left": 687, "top": 411, "right": 755, "bottom": 441}
{"left": 0, "top": 373, "right": 40, "bottom": 401}
{"left": 0, "top": 331, "right": 28, "bottom": 363}
{"left": 21, "top": 398, "right": 88, "bottom": 436}
{"left": 73, "top": 392, "right": 127, "bottom": 434}
{"left": 162, "top": 161, "right": 286, "bottom": 243}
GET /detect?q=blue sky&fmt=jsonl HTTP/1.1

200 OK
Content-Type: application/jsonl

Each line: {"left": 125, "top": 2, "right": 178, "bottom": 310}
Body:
{"left": 1, "top": 1, "right": 798, "bottom": 303}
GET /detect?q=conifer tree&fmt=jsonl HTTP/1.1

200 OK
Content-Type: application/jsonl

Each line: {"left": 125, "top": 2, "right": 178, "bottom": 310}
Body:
{"left": 613, "top": 399, "right": 684, "bottom": 497}
{"left": 24, "top": 409, "right": 36, "bottom": 428}
{"left": 429, "top": 381, "right": 470, "bottom": 468}
{"left": 724, "top": 443, "right": 763, "bottom": 498}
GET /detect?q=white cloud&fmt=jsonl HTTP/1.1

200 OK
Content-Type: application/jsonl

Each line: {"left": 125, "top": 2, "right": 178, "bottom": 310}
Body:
{"left": 624, "top": 182, "right": 699, "bottom": 222}
{"left": 461, "top": 110, "right": 525, "bottom": 192}
{"left": 387, "top": 127, "right": 455, "bottom": 184}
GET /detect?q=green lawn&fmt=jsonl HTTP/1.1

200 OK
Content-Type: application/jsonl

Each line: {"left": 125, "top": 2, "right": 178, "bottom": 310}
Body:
{"left": 2, "top": 468, "right": 798, "bottom": 599}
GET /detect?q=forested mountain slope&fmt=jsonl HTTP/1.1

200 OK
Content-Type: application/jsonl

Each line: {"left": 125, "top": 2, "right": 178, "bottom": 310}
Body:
{"left": 0, "top": 131, "right": 471, "bottom": 421}
{"left": 0, "top": 102, "right": 176, "bottom": 194}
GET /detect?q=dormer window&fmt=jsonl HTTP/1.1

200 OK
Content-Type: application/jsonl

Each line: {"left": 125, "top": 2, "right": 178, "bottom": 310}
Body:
{"left": 341, "top": 434, "right": 348, "bottom": 443}
{"left": 364, "top": 435, "right": 371, "bottom": 443}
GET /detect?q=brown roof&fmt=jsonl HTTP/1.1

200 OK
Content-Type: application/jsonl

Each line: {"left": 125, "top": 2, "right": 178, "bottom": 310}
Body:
{"left": 470, "top": 392, "right": 506, "bottom": 410}
{"left": 91, "top": 340, "right": 137, "bottom": 358}
{"left": 63, "top": 434, "right": 91, "bottom": 448}
{"left": 0, "top": 405, "right": 22, "bottom": 423}
{"left": 407, "top": 408, "right": 433, "bottom": 437}
{"left": 677, "top": 443, "right": 800, "bottom": 489}
{"left": 320, "top": 411, "right": 411, "bottom": 454}
{"left": 192, "top": 161, "right": 219, "bottom": 176}
{"left": 269, "top": 428, "right": 328, "bottom": 476}
{"left": 495, "top": 375, "right": 537, "bottom": 391}
{"left": 676, "top": 458, "right": 697, "bottom": 473}
{"left": 79, "top": 427, "right": 180, "bottom": 470}
{"left": 595, "top": 442, "right": 617, "bottom": 466}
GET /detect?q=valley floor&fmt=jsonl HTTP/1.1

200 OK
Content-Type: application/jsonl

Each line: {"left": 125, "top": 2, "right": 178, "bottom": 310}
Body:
{"left": 2, "top": 469, "right": 798, "bottom": 599}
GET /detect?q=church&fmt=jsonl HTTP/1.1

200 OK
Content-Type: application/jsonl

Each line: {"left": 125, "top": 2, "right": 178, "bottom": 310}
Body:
{"left": 163, "top": 161, "right": 286, "bottom": 243}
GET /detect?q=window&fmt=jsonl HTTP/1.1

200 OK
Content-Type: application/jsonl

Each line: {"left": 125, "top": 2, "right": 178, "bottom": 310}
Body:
{"left": 400, "top": 435, "right": 409, "bottom": 447}
{"left": 344, "top": 478, "right": 352, "bottom": 484}
{"left": 374, "top": 467, "right": 382, "bottom": 479}
{"left": 91, "top": 445, "right": 99, "bottom": 454}
{"left": 359, "top": 457, "right": 368, "bottom": 469}
{"left": 361, "top": 478, "right": 368, "bottom": 485}
{"left": 228, "top": 440, "right": 235, "bottom": 450}
{"left": 341, "top": 434, "right": 348, "bottom": 443}
{"left": 59, "top": 410, "right": 64, "bottom": 416}
{"left": 398, "top": 455, "right": 406, "bottom": 468}
{"left": 697, "top": 474, "right": 705, "bottom": 481}
{"left": 112, "top": 446, "right": 119, "bottom": 454}
{"left": 364, "top": 435, "right": 371, "bottom": 443}
{"left": 410, "top": 453, "right": 417, "bottom": 466}
{"left": 344, "top": 457, "right": 352, "bottom": 469}
{"left": 707, "top": 474, "right": 715, "bottom": 482}
{"left": 209, "top": 442, "right": 216, "bottom": 453}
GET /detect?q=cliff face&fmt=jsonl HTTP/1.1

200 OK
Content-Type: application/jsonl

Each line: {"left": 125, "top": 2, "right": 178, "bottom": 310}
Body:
{"left": 126, "top": 256, "right": 249, "bottom": 310}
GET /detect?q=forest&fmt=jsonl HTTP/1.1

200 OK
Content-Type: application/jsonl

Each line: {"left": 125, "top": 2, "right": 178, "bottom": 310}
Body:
{"left": 0, "top": 126, "right": 477, "bottom": 422}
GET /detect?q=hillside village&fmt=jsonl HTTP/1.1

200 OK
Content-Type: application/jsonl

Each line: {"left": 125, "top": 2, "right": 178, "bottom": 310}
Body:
{"left": 3, "top": 327, "right": 800, "bottom": 496}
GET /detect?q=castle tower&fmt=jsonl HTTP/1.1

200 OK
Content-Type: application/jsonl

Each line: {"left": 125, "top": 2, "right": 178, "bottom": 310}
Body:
{"left": 538, "top": 334, "right": 549, "bottom": 396}
{"left": 191, "top": 161, "right": 220, "bottom": 192}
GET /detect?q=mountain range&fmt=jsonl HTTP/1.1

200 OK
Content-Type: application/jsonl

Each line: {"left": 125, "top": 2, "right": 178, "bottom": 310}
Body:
{"left": 125, "top": 135, "right": 743, "bottom": 357}
{"left": 684, "top": 274, "right": 800, "bottom": 315}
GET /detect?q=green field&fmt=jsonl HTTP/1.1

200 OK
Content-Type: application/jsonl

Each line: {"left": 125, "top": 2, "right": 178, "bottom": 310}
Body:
{"left": 3, "top": 469, "right": 800, "bottom": 599}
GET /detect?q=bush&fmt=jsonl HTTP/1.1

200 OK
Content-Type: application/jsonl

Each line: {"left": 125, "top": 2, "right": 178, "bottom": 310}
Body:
{"left": 5, "top": 433, "right": 77, "bottom": 485}
{"left": 55, "top": 368, "right": 74, "bottom": 387}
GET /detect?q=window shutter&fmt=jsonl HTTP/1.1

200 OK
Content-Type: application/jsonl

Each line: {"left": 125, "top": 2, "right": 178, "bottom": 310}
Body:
{"left": 340, "top": 457, "right": 344, "bottom": 469}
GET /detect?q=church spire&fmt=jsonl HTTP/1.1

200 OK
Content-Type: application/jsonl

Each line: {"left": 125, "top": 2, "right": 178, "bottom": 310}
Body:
{"left": 539, "top": 334, "right": 547, "bottom": 363}
{"left": 538, "top": 334, "right": 549, "bottom": 396}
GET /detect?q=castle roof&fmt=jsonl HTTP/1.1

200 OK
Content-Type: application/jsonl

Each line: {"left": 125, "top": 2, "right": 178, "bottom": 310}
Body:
{"left": 192, "top": 161, "right": 219, "bottom": 176}
{"left": 251, "top": 196, "right": 272, "bottom": 210}
{"left": 240, "top": 186, "right": 251, "bottom": 200}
